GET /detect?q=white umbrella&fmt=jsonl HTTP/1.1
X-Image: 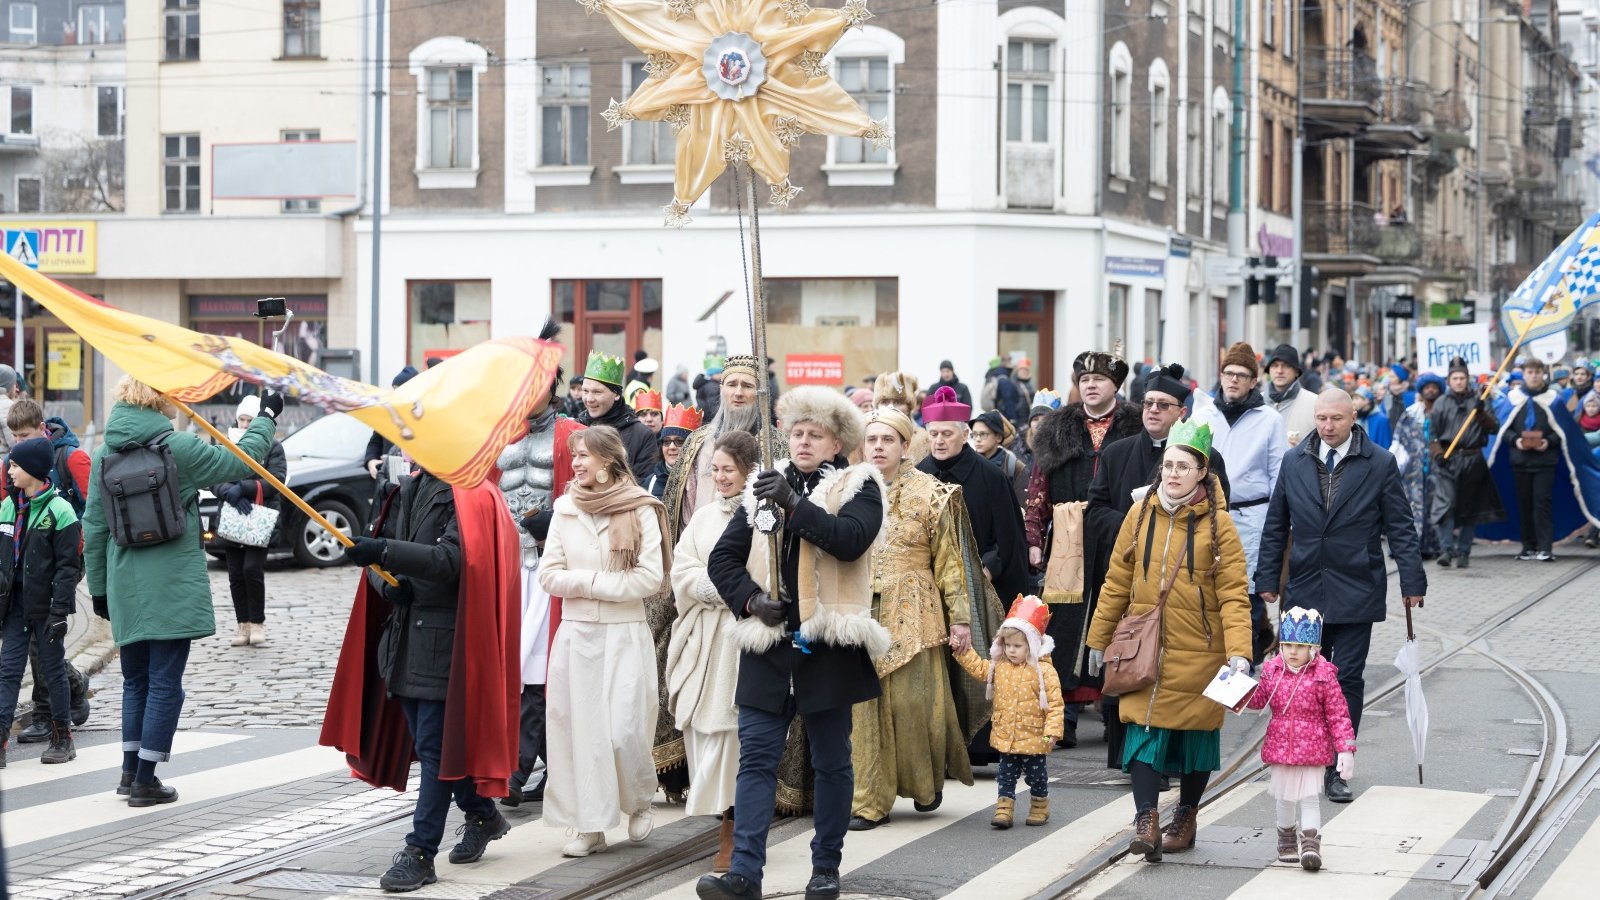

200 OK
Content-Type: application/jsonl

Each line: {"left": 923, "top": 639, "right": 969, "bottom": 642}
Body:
{"left": 1394, "top": 606, "right": 1428, "bottom": 784}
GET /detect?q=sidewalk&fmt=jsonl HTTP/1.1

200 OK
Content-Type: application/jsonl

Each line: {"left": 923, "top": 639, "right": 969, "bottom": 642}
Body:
{"left": 14, "top": 585, "right": 118, "bottom": 730}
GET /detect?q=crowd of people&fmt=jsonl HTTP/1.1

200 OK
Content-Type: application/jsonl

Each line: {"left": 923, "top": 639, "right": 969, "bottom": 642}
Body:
{"left": 13, "top": 327, "right": 1600, "bottom": 899}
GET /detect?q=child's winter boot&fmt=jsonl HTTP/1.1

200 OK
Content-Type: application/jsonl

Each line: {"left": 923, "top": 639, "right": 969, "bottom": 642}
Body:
{"left": 990, "top": 797, "right": 1014, "bottom": 829}
{"left": 1276, "top": 826, "right": 1299, "bottom": 862}
{"left": 1025, "top": 796, "right": 1049, "bottom": 826}
{"left": 1299, "top": 829, "right": 1322, "bottom": 871}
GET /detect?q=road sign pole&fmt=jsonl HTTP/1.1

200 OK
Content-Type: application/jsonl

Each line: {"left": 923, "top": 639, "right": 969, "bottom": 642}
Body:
{"left": 13, "top": 286, "right": 23, "bottom": 379}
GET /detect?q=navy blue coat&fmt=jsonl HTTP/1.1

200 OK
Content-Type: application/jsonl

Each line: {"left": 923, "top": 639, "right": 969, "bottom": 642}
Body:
{"left": 1254, "top": 426, "right": 1427, "bottom": 624}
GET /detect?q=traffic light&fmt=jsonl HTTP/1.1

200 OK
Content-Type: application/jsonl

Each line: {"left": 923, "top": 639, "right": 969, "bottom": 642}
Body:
{"left": 1299, "top": 265, "right": 1320, "bottom": 325}
{"left": 1244, "top": 256, "right": 1262, "bottom": 305}
{"left": 1261, "top": 256, "right": 1279, "bottom": 307}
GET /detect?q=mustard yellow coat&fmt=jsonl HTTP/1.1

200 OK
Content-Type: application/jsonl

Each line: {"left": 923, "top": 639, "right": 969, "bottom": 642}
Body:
{"left": 1085, "top": 494, "right": 1253, "bottom": 733}
{"left": 953, "top": 647, "right": 1064, "bottom": 755}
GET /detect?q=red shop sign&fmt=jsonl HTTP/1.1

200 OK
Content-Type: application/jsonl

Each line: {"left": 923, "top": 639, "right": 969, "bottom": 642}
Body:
{"left": 785, "top": 354, "right": 844, "bottom": 385}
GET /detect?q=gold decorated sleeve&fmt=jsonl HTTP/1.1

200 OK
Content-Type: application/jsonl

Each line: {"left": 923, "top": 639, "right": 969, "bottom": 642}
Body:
{"left": 931, "top": 495, "right": 974, "bottom": 627}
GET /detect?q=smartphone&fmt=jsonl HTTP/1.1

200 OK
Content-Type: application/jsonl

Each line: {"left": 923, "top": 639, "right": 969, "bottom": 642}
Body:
{"left": 254, "top": 297, "right": 287, "bottom": 318}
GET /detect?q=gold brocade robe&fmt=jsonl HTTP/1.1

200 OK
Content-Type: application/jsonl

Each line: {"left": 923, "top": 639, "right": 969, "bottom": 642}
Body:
{"left": 869, "top": 466, "right": 974, "bottom": 677}
{"left": 664, "top": 423, "right": 788, "bottom": 545}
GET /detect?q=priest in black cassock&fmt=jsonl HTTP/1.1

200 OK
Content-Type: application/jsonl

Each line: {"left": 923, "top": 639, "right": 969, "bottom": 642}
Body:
{"left": 1084, "top": 363, "right": 1229, "bottom": 768}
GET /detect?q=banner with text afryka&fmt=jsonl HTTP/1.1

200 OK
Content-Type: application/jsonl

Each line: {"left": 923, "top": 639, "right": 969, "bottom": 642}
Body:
{"left": 1417, "top": 323, "right": 1493, "bottom": 376}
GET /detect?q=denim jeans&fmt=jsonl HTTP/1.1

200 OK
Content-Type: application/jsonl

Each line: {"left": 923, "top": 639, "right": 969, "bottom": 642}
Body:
{"left": 730, "top": 700, "right": 853, "bottom": 887}
{"left": 0, "top": 607, "right": 70, "bottom": 734}
{"left": 120, "top": 638, "right": 192, "bottom": 763}
{"left": 401, "top": 697, "right": 496, "bottom": 857}
{"left": 1435, "top": 517, "right": 1476, "bottom": 558}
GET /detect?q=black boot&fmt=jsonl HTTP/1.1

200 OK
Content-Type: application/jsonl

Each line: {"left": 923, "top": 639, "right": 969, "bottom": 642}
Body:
{"left": 71, "top": 676, "right": 91, "bottom": 727}
{"left": 695, "top": 874, "right": 760, "bottom": 900}
{"left": 379, "top": 847, "right": 436, "bottom": 893}
{"left": 41, "top": 720, "right": 75, "bottom": 764}
{"left": 16, "top": 719, "right": 50, "bottom": 744}
{"left": 117, "top": 771, "right": 134, "bottom": 795}
{"left": 128, "top": 779, "right": 179, "bottom": 807}
{"left": 1324, "top": 767, "right": 1353, "bottom": 803}
{"left": 448, "top": 811, "right": 510, "bottom": 864}
{"left": 805, "top": 867, "right": 841, "bottom": 900}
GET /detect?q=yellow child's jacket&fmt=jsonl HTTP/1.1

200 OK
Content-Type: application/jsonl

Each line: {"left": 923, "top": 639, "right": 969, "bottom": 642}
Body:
{"left": 953, "top": 646, "right": 1065, "bottom": 755}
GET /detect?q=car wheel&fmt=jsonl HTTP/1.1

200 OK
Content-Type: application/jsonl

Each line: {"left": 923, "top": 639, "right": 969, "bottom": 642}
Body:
{"left": 294, "top": 499, "right": 358, "bottom": 567}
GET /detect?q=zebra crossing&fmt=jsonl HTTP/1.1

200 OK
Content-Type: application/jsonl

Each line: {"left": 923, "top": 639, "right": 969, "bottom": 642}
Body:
{"left": 0, "top": 727, "right": 1568, "bottom": 900}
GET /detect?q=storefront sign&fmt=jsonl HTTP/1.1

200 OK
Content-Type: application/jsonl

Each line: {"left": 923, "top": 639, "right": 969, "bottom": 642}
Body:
{"left": 1168, "top": 237, "right": 1192, "bottom": 259}
{"left": 785, "top": 353, "right": 844, "bottom": 385}
{"left": 1105, "top": 256, "right": 1165, "bottom": 278}
{"left": 46, "top": 333, "right": 81, "bottom": 391}
{"left": 1258, "top": 226, "right": 1294, "bottom": 258}
{"left": 1417, "top": 323, "right": 1492, "bottom": 376}
{"left": 0, "top": 221, "right": 96, "bottom": 273}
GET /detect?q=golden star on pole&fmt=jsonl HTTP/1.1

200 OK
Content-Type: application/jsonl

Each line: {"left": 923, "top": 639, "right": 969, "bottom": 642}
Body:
{"left": 587, "top": 0, "right": 893, "bottom": 225}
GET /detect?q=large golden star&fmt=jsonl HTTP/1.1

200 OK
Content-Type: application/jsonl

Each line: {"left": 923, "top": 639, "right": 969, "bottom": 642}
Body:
{"left": 588, "top": 0, "right": 892, "bottom": 225}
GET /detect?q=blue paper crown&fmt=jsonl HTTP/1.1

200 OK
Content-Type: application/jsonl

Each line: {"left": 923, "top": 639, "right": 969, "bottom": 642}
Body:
{"left": 1278, "top": 606, "right": 1323, "bottom": 645}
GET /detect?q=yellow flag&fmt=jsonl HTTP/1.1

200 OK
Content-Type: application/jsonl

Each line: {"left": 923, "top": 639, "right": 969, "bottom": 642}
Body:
{"left": 0, "top": 253, "right": 561, "bottom": 488}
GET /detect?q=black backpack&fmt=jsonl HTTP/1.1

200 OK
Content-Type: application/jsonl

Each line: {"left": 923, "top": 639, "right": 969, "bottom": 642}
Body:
{"left": 52, "top": 444, "right": 85, "bottom": 516}
{"left": 99, "top": 434, "right": 186, "bottom": 547}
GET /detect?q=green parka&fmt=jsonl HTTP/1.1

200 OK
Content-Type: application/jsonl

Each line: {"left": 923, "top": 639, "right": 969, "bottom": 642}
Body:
{"left": 83, "top": 402, "right": 278, "bottom": 646}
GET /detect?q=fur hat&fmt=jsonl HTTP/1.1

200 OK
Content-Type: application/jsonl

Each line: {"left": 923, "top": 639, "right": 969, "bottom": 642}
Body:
{"left": 1417, "top": 372, "right": 1446, "bottom": 394}
{"left": 1222, "top": 342, "right": 1259, "bottom": 377}
{"left": 873, "top": 371, "right": 920, "bottom": 408}
{"left": 1073, "top": 344, "right": 1129, "bottom": 386}
{"left": 1143, "top": 363, "right": 1191, "bottom": 403}
{"left": 776, "top": 386, "right": 866, "bottom": 455}
{"left": 987, "top": 595, "right": 1056, "bottom": 710}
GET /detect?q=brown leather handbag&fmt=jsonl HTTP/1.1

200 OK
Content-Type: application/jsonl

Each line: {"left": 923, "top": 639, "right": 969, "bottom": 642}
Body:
{"left": 1101, "top": 540, "right": 1190, "bottom": 697}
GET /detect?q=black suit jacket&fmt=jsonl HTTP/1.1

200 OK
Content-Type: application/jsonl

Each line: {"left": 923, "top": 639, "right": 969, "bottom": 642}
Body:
{"left": 707, "top": 460, "right": 883, "bottom": 715}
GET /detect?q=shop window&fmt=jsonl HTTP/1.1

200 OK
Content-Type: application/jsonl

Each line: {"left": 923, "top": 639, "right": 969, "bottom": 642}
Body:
{"left": 553, "top": 279, "right": 663, "bottom": 382}
{"left": 164, "top": 0, "right": 200, "bottom": 62}
{"left": 998, "top": 290, "right": 1055, "bottom": 382}
{"left": 764, "top": 278, "right": 898, "bottom": 391}
{"left": 408, "top": 281, "right": 491, "bottom": 368}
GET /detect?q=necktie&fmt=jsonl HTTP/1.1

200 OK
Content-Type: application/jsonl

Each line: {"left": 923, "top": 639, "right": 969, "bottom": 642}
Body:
{"left": 1325, "top": 447, "right": 1337, "bottom": 471}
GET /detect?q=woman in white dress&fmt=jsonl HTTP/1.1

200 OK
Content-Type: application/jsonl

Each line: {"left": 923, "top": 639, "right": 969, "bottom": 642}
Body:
{"left": 539, "top": 425, "right": 672, "bottom": 858}
{"left": 664, "top": 430, "right": 759, "bottom": 873}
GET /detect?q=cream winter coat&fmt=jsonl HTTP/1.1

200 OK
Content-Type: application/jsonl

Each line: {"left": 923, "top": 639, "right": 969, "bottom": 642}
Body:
{"left": 665, "top": 495, "right": 741, "bottom": 734}
{"left": 539, "top": 496, "right": 665, "bottom": 623}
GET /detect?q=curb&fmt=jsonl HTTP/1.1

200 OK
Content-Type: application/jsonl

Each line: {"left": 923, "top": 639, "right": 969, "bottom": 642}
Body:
{"left": 13, "top": 585, "right": 119, "bottom": 733}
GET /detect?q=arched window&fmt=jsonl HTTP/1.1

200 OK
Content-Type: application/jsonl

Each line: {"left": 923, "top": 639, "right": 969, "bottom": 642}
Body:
{"left": 825, "top": 25, "right": 904, "bottom": 186}
{"left": 1109, "top": 42, "right": 1133, "bottom": 179}
{"left": 409, "top": 37, "right": 489, "bottom": 189}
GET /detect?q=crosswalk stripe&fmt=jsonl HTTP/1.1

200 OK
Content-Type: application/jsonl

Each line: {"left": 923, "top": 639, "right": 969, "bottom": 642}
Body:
{"left": 1231, "top": 785, "right": 1488, "bottom": 898}
{"left": 449, "top": 802, "right": 692, "bottom": 885}
{"left": 1534, "top": 798, "right": 1600, "bottom": 899}
{"left": 6, "top": 745, "right": 346, "bottom": 847}
{"left": 0, "top": 732, "right": 247, "bottom": 790}
{"left": 940, "top": 793, "right": 1129, "bottom": 900}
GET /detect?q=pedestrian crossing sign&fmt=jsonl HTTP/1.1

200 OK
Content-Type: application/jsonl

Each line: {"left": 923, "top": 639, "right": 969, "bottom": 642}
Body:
{"left": 4, "top": 229, "right": 40, "bottom": 269}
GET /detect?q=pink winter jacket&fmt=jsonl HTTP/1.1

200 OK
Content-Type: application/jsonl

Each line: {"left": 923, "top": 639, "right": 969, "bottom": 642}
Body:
{"left": 1246, "top": 655, "right": 1357, "bottom": 766}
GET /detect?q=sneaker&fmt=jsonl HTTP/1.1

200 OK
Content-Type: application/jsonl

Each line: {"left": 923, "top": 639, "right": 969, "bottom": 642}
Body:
{"left": 128, "top": 779, "right": 179, "bottom": 807}
{"left": 1536, "top": 551, "right": 1556, "bottom": 562}
{"left": 447, "top": 811, "right": 510, "bottom": 864}
{"left": 562, "top": 831, "right": 607, "bottom": 858}
{"left": 628, "top": 809, "right": 654, "bottom": 842}
{"left": 500, "top": 777, "right": 525, "bottom": 808}
{"left": 1517, "top": 550, "right": 1536, "bottom": 561}
{"left": 805, "top": 868, "right": 841, "bottom": 900}
{"left": 379, "top": 847, "right": 436, "bottom": 893}
{"left": 1437, "top": 555, "right": 1454, "bottom": 568}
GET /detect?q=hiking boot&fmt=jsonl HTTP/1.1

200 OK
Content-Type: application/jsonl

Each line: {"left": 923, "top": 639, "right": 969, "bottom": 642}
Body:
{"left": 562, "top": 831, "right": 606, "bottom": 857}
{"left": 230, "top": 623, "right": 250, "bottom": 647}
{"left": 991, "top": 796, "right": 1015, "bottom": 829}
{"left": 128, "top": 779, "right": 179, "bottom": 807}
{"left": 41, "top": 720, "right": 75, "bottom": 764}
{"left": 1130, "top": 809, "right": 1162, "bottom": 862}
{"left": 1300, "top": 828, "right": 1323, "bottom": 871}
{"left": 712, "top": 817, "right": 734, "bottom": 873}
{"left": 1026, "top": 796, "right": 1050, "bottom": 826}
{"left": 379, "top": 847, "right": 436, "bottom": 893}
{"left": 805, "top": 867, "right": 841, "bottom": 900}
{"left": 1161, "top": 804, "right": 1196, "bottom": 852}
{"left": 249, "top": 623, "right": 268, "bottom": 646}
{"left": 1277, "top": 826, "right": 1299, "bottom": 862}
{"left": 17, "top": 719, "right": 50, "bottom": 743}
{"left": 447, "top": 810, "right": 510, "bottom": 864}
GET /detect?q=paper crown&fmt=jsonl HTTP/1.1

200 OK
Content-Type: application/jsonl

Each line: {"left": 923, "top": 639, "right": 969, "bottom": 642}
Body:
{"left": 1169, "top": 419, "right": 1213, "bottom": 458}
{"left": 632, "top": 389, "right": 663, "bottom": 412}
{"left": 704, "top": 354, "right": 726, "bottom": 375}
{"left": 921, "top": 384, "right": 972, "bottom": 423}
{"left": 1005, "top": 594, "right": 1051, "bottom": 638}
{"left": 1279, "top": 606, "right": 1323, "bottom": 645}
{"left": 584, "top": 350, "right": 625, "bottom": 387}
{"left": 1030, "top": 389, "right": 1062, "bottom": 412}
{"left": 662, "top": 403, "right": 703, "bottom": 435}
{"left": 722, "top": 354, "right": 760, "bottom": 381}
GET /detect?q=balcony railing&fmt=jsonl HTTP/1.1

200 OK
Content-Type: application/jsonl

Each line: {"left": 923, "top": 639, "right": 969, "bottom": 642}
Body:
{"left": 1435, "top": 90, "right": 1473, "bottom": 134}
{"left": 1379, "top": 82, "right": 1427, "bottom": 123}
{"left": 1304, "top": 202, "right": 1421, "bottom": 263}
{"left": 1424, "top": 235, "right": 1471, "bottom": 273}
{"left": 1304, "top": 48, "right": 1383, "bottom": 105}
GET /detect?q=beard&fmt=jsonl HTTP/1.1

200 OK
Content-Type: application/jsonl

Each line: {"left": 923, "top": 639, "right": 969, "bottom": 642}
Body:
{"left": 713, "top": 401, "right": 761, "bottom": 437}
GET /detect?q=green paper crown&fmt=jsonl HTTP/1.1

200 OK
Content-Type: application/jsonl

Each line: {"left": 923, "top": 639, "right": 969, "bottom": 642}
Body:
{"left": 584, "top": 350, "right": 625, "bottom": 386}
{"left": 1169, "top": 420, "right": 1213, "bottom": 458}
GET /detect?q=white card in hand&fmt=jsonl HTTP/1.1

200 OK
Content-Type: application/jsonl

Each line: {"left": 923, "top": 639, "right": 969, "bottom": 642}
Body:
{"left": 1202, "top": 666, "right": 1257, "bottom": 714}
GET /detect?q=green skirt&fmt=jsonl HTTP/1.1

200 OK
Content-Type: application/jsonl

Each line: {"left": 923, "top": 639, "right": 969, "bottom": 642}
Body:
{"left": 1121, "top": 726, "right": 1221, "bottom": 775}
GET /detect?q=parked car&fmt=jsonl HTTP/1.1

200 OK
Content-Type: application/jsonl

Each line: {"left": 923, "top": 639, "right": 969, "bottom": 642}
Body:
{"left": 200, "top": 412, "right": 376, "bottom": 567}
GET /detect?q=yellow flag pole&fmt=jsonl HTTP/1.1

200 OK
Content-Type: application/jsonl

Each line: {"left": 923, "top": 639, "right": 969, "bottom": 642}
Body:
{"left": 167, "top": 397, "right": 401, "bottom": 588}
{"left": 1441, "top": 305, "right": 1542, "bottom": 461}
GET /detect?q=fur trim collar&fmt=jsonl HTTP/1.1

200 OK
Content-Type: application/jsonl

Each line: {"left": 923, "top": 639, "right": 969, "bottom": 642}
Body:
{"left": 1032, "top": 400, "right": 1143, "bottom": 474}
{"left": 740, "top": 459, "right": 885, "bottom": 522}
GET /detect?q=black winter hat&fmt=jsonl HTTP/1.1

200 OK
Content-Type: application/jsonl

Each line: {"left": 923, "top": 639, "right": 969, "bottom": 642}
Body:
{"left": 9, "top": 437, "right": 54, "bottom": 483}
{"left": 391, "top": 365, "right": 419, "bottom": 387}
{"left": 1265, "top": 344, "right": 1302, "bottom": 374}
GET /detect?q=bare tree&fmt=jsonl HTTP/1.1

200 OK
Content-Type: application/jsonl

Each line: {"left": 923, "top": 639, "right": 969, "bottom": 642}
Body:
{"left": 40, "top": 130, "right": 124, "bottom": 212}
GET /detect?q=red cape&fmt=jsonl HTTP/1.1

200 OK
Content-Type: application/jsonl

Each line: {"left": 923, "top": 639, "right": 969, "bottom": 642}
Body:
{"left": 319, "top": 480, "right": 521, "bottom": 797}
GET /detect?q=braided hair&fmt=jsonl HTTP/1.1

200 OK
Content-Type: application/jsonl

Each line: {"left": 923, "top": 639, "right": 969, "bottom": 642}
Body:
{"left": 1122, "top": 447, "right": 1225, "bottom": 579}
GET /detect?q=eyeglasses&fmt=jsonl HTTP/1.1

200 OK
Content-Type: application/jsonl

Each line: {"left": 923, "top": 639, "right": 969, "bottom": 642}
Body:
{"left": 1160, "top": 461, "right": 1200, "bottom": 475}
{"left": 1142, "top": 399, "right": 1179, "bottom": 412}
{"left": 661, "top": 437, "right": 685, "bottom": 447}
{"left": 1220, "top": 370, "right": 1255, "bottom": 381}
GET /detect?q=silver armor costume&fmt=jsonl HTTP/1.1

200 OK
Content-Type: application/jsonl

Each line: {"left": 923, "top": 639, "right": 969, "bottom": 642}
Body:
{"left": 496, "top": 409, "right": 558, "bottom": 567}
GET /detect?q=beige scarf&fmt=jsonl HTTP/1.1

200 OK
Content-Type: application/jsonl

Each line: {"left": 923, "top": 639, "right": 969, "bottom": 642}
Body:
{"left": 567, "top": 479, "right": 674, "bottom": 577}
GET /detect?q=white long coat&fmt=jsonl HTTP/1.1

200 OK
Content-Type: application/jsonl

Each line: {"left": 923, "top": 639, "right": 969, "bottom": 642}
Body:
{"left": 1192, "top": 394, "right": 1288, "bottom": 592}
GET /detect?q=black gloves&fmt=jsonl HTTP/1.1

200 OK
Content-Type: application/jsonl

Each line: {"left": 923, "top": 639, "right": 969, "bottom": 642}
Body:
{"left": 45, "top": 615, "right": 68, "bottom": 643}
{"left": 747, "top": 590, "right": 787, "bottom": 627}
{"left": 345, "top": 536, "right": 387, "bottom": 566}
{"left": 521, "top": 509, "right": 553, "bottom": 542}
{"left": 752, "top": 469, "right": 798, "bottom": 512}
{"left": 92, "top": 595, "right": 108, "bottom": 620}
{"left": 223, "top": 483, "right": 253, "bottom": 514}
{"left": 259, "top": 392, "right": 285, "bottom": 420}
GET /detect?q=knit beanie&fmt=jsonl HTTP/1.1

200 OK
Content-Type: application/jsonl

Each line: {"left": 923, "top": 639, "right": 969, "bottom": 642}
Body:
{"left": 1266, "top": 344, "right": 1302, "bottom": 374}
{"left": 1222, "top": 342, "right": 1259, "bottom": 376}
{"left": 235, "top": 394, "right": 261, "bottom": 420}
{"left": 9, "top": 437, "right": 55, "bottom": 483}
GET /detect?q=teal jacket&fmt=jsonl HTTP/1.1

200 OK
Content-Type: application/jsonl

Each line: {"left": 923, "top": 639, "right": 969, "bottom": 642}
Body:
{"left": 83, "top": 403, "right": 277, "bottom": 646}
